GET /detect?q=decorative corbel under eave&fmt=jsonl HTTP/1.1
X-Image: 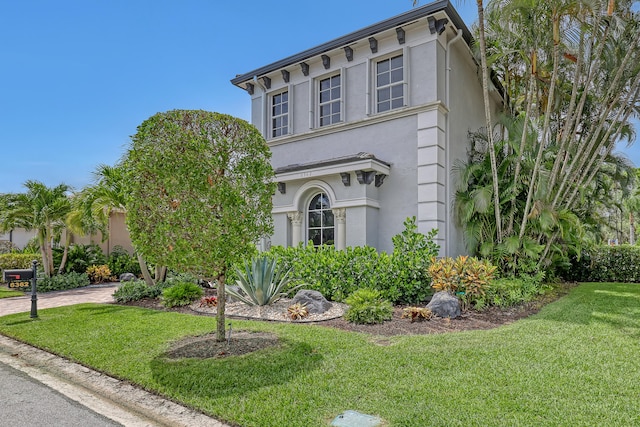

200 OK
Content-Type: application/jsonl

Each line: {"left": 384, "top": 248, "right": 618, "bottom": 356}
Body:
{"left": 277, "top": 182, "right": 286, "bottom": 194}
{"left": 428, "top": 17, "right": 449, "bottom": 35}
{"left": 246, "top": 83, "right": 254, "bottom": 95}
{"left": 396, "top": 27, "right": 406, "bottom": 45}
{"left": 321, "top": 54, "right": 331, "bottom": 69}
{"left": 340, "top": 172, "right": 351, "bottom": 186}
{"left": 300, "top": 62, "right": 310, "bottom": 76}
{"left": 368, "top": 37, "right": 378, "bottom": 54}
{"left": 344, "top": 46, "right": 354, "bottom": 62}
{"left": 281, "top": 70, "right": 290, "bottom": 83}
{"left": 355, "top": 170, "right": 375, "bottom": 185}
{"left": 375, "top": 174, "right": 387, "bottom": 187}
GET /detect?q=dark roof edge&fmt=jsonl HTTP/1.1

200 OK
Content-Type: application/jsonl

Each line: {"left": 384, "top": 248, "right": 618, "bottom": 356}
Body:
{"left": 274, "top": 152, "right": 391, "bottom": 175}
{"left": 231, "top": 0, "right": 472, "bottom": 87}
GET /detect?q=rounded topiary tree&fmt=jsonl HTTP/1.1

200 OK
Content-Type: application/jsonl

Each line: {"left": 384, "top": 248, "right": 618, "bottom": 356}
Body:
{"left": 123, "top": 110, "right": 275, "bottom": 340}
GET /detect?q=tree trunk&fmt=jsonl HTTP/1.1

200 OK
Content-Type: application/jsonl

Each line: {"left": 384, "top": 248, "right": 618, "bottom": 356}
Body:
{"left": 154, "top": 265, "right": 167, "bottom": 283}
{"left": 216, "top": 271, "right": 227, "bottom": 342}
{"left": 38, "top": 235, "right": 50, "bottom": 277}
{"left": 519, "top": 15, "right": 561, "bottom": 241}
{"left": 58, "top": 231, "right": 72, "bottom": 274}
{"left": 630, "top": 212, "right": 635, "bottom": 245}
{"left": 137, "top": 253, "right": 155, "bottom": 286}
{"left": 476, "top": 0, "right": 502, "bottom": 242}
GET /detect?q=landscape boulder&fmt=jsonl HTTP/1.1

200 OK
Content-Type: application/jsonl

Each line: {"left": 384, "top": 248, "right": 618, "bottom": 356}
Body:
{"left": 119, "top": 273, "right": 137, "bottom": 282}
{"left": 426, "top": 291, "right": 461, "bottom": 318}
{"left": 291, "top": 290, "right": 332, "bottom": 314}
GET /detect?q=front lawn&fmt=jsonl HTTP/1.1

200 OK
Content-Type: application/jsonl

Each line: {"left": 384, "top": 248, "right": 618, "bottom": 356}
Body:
{"left": 0, "top": 283, "right": 639, "bottom": 426}
{"left": 0, "top": 286, "right": 24, "bottom": 298}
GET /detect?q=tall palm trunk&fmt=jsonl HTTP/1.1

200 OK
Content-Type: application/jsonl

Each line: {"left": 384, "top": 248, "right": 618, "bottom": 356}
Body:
{"left": 476, "top": 0, "right": 502, "bottom": 242}
{"left": 519, "top": 12, "right": 561, "bottom": 240}
{"left": 507, "top": 70, "right": 536, "bottom": 235}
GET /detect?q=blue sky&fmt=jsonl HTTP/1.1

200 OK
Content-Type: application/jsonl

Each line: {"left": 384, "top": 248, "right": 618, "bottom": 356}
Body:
{"left": 0, "top": 1, "right": 637, "bottom": 194}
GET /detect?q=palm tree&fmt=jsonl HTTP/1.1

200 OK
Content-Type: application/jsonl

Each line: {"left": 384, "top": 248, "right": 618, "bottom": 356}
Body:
{"left": 84, "top": 163, "right": 157, "bottom": 285}
{"left": 0, "top": 181, "right": 72, "bottom": 277}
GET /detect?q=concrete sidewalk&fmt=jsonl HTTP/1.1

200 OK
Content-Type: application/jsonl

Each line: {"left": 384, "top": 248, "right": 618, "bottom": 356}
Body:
{"left": 0, "top": 285, "right": 231, "bottom": 427}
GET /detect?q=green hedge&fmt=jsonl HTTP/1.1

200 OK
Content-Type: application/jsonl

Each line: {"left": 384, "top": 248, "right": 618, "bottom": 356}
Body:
{"left": 0, "top": 254, "right": 37, "bottom": 279}
{"left": 262, "top": 217, "right": 440, "bottom": 304}
{"left": 563, "top": 245, "right": 640, "bottom": 282}
{"left": 37, "top": 272, "right": 90, "bottom": 293}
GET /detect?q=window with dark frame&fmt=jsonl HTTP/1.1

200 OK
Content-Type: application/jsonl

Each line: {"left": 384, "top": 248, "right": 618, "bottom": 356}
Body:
{"left": 307, "top": 193, "right": 335, "bottom": 246}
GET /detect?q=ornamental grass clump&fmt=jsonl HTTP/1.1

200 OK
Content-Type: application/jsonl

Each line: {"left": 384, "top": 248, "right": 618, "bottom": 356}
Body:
{"left": 226, "top": 255, "right": 300, "bottom": 306}
{"left": 344, "top": 288, "right": 393, "bottom": 325}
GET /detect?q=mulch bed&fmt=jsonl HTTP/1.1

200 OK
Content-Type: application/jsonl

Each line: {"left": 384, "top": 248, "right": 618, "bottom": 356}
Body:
{"left": 118, "top": 283, "right": 576, "bottom": 359}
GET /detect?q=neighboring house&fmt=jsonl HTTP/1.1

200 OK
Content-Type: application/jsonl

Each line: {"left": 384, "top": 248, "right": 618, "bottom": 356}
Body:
{"left": 71, "top": 211, "right": 134, "bottom": 255}
{"left": 0, "top": 211, "right": 133, "bottom": 256}
{"left": 0, "top": 228, "right": 36, "bottom": 250}
{"left": 233, "top": 0, "right": 500, "bottom": 255}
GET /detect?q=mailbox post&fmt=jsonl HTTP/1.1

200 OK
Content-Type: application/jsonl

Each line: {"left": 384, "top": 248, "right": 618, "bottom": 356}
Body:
{"left": 30, "top": 260, "right": 38, "bottom": 318}
{"left": 2, "top": 262, "right": 38, "bottom": 318}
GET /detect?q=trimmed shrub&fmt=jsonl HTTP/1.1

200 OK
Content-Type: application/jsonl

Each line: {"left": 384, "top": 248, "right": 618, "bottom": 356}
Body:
{"left": 429, "top": 256, "right": 497, "bottom": 308}
{"left": 107, "top": 246, "right": 141, "bottom": 277}
{"left": 391, "top": 217, "right": 440, "bottom": 303}
{"left": 562, "top": 245, "right": 640, "bottom": 283}
{"left": 474, "top": 274, "right": 549, "bottom": 309}
{"left": 37, "top": 272, "right": 90, "bottom": 293}
{"left": 344, "top": 288, "right": 393, "bottom": 325}
{"left": 86, "top": 264, "right": 113, "bottom": 283}
{"left": 261, "top": 217, "right": 440, "bottom": 304}
{"left": 54, "top": 244, "right": 107, "bottom": 274}
{"left": 0, "top": 254, "right": 36, "bottom": 279}
{"left": 162, "top": 282, "right": 204, "bottom": 307}
{"left": 113, "top": 280, "right": 167, "bottom": 303}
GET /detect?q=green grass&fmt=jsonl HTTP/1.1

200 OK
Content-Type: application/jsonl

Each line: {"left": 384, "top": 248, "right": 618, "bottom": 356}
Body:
{"left": 0, "top": 286, "right": 24, "bottom": 298}
{"left": 1, "top": 283, "right": 639, "bottom": 426}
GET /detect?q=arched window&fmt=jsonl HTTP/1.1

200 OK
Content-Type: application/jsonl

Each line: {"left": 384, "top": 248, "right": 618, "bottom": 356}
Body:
{"left": 307, "top": 192, "right": 334, "bottom": 246}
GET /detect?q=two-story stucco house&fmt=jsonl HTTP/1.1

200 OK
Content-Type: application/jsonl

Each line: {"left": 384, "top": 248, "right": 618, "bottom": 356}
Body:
{"left": 231, "top": 0, "right": 500, "bottom": 256}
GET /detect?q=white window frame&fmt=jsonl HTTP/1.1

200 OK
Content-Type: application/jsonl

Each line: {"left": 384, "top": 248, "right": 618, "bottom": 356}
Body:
{"left": 316, "top": 71, "right": 344, "bottom": 127}
{"left": 269, "top": 86, "right": 292, "bottom": 139}
{"left": 372, "top": 50, "right": 407, "bottom": 114}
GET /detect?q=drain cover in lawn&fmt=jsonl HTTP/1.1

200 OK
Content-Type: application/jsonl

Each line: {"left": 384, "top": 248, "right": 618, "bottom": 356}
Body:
{"left": 331, "top": 410, "right": 382, "bottom": 426}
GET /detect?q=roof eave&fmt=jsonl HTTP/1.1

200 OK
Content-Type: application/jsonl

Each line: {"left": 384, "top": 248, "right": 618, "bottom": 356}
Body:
{"left": 231, "top": 0, "right": 471, "bottom": 88}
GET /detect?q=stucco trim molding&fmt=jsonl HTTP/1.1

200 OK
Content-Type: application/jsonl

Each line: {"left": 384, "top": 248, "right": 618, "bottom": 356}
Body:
{"left": 267, "top": 101, "right": 448, "bottom": 147}
{"left": 273, "top": 177, "right": 381, "bottom": 214}
{"left": 275, "top": 155, "right": 391, "bottom": 183}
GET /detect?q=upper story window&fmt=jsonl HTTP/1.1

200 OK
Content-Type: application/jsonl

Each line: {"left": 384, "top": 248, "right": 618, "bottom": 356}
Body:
{"left": 271, "top": 91, "right": 289, "bottom": 138}
{"left": 307, "top": 192, "right": 334, "bottom": 246}
{"left": 376, "top": 54, "right": 404, "bottom": 113}
{"left": 318, "top": 74, "right": 341, "bottom": 127}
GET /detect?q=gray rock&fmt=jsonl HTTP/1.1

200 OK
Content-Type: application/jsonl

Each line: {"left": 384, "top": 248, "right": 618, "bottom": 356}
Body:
{"left": 426, "top": 291, "right": 461, "bottom": 318}
{"left": 291, "top": 290, "right": 332, "bottom": 314}
{"left": 119, "top": 273, "right": 137, "bottom": 282}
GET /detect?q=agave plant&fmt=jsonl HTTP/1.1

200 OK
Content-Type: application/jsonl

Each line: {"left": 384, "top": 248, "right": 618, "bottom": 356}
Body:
{"left": 226, "top": 255, "right": 300, "bottom": 306}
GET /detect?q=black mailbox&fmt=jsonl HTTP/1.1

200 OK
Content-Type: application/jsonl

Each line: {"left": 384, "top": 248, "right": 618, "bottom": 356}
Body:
{"left": 3, "top": 269, "right": 34, "bottom": 282}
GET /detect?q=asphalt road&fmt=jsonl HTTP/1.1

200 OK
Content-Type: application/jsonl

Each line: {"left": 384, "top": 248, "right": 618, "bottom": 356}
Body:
{"left": 0, "top": 360, "right": 122, "bottom": 427}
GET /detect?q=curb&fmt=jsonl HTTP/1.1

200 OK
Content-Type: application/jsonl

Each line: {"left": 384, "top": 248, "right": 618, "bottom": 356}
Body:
{"left": 0, "top": 335, "right": 231, "bottom": 427}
